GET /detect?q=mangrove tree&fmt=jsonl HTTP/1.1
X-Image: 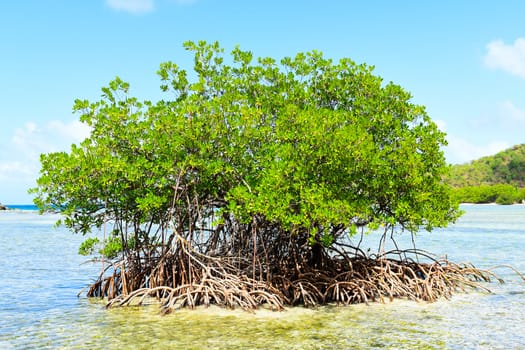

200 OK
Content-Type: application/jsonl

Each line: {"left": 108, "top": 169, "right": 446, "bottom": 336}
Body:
{"left": 31, "top": 41, "right": 495, "bottom": 312}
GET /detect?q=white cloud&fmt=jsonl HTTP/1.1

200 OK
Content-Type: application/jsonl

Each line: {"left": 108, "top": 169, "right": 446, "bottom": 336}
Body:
{"left": 500, "top": 100, "right": 525, "bottom": 123}
{"left": 445, "top": 135, "right": 509, "bottom": 164}
{"left": 433, "top": 119, "right": 447, "bottom": 132}
{"left": 105, "top": 0, "right": 197, "bottom": 14}
{"left": 10, "top": 120, "right": 90, "bottom": 163}
{"left": 0, "top": 120, "right": 91, "bottom": 199}
{"left": 484, "top": 38, "right": 525, "bottom": 78}
{"left": 106, "top": 0, "right": 155, "bottom": 14}
{"left": 0, "top": 161, "right": 33, "bottom": 181}
{"left": 48, "top": 120, "right": 92, "bottom": 143}
{"left": 412, "top": 118, "right": 510, "bottom": 164}
{"left": 169, "top": 0, "right": 197, "bottom": 4}
{"left": 12, "top": 122, "right": 52, "bottom": 162}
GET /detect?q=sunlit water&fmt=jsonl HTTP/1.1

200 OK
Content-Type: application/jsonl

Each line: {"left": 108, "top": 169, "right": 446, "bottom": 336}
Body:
{"left": 1, "top": 205, "right": 524, "bottom": 349}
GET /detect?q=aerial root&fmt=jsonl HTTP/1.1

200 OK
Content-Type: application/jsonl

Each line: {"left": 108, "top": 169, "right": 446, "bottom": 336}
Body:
{"left": 88, "top": 249, "right": 502, "bottom": 313}
{"left": 85, "top": 234, "right": 504, "bottom": 311}
{"left": 488, "top": 264, "right": 525, "bottom": 282}
{"left": 272, "top": 258, "right": 500, "bottom": 306}
{"left": 104, "top": 273, "right": 287, "bottom": 313}
{"left": 100, "top": 246, "right": 288, "bottom": 313}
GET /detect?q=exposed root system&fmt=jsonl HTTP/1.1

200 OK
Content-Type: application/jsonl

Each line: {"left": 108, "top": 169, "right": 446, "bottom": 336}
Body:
{"left": 85, "top": 230, "right": 501, "bottom": 313}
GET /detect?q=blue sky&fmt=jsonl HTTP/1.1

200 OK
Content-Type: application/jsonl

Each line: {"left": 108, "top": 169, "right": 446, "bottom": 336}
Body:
{"left": 1, "top": 0, "right": 525, "bottom": 203}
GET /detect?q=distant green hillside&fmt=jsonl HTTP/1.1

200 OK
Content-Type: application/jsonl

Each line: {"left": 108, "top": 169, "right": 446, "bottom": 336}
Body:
{"left": 446, "top": 144, "right": 525, "bottom": 188}
{"left": 445, "top": 144, "right": 525, "bottom": 204}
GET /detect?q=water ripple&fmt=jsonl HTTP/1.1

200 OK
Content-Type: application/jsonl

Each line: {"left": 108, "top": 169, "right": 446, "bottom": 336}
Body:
{"left": 1, "top": 205, "right": 525, "bottom": 349}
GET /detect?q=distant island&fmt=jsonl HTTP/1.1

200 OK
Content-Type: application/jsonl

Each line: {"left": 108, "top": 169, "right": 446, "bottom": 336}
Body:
{"left": 0, "top": 204, "right": 39, "bottom": 211}
{"left": 445, "top": 144, "right": 525, "bottom": 204}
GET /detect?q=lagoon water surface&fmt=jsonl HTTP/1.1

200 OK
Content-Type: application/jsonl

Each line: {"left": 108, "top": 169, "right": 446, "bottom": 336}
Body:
{"left": 1, "top": 205, "right": 524, "bottom": 349}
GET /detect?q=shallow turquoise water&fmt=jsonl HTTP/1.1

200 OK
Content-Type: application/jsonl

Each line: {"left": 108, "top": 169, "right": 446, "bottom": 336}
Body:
{"left": 1, "top": 205, "right": 524, "bottom": 349}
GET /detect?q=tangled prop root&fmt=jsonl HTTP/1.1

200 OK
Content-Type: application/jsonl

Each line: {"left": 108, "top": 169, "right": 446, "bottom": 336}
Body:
{"left": 87, "top": 239, "right": 502, "bottom": 313}
{"left": 92, "top": 237, "right": 287, "bottom": 313}
{"left": 273, "top": 257, "right": 500, "bottom": 307}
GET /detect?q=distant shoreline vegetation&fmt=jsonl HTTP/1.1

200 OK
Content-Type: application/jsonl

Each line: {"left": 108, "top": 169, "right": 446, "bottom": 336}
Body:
{"left": 0, "top": 204, "right": 39, "bottom": 211}
{"left": 452, "top": 184, "right": 525, "bottom": 205}
{"left": 446, "top": 144, "right": 525, "bottom": 205}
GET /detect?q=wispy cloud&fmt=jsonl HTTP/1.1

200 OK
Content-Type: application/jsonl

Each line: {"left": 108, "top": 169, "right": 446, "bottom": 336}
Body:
{"left": 0, "top": 120, "right": 91, "bottom": 201}
{"left": 484, "top": 38, "right": 525, "bottom": 78}
{"left": 48, "top": 120, "right": 92, "bottom": 143}
{"left": 105, "top": 0, "right": 155, "bottom": 14}
{"left": 433, "top": 119, "right": 447, "bottom": 132}
{"left": 445, "top": 134, "right": 509, "bottom": 165}
{"left": 500, "top": 100, "right": 525, "bottom": 124}
{"left": 432, "top": 120, "right": 497, "bottom": 164}
{"left": 0, "top": 161, "right": 34, "bottom": 181}
{"left": 169, "top": 0, "right": 197, "bottom": 4}
{"left": 105, "top": 0, "right": 197, "bottom": 14}
{"left": 11, "top": 120, "right": 90, "bottom": 162}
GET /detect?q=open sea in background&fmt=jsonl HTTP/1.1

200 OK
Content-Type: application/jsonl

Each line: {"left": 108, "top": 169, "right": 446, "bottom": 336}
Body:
{"left": 1, "top": 204, "right": 524, "bottom": 349}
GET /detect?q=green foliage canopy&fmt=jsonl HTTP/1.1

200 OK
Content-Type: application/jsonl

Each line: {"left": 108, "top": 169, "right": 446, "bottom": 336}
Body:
{"left": 31, "top": 41, "right": 460, "bottom": 255}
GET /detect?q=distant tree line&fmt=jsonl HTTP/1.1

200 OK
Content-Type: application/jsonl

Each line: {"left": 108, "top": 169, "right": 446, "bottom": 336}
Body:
{"left": 446, "top": 144, "right": 525, "bottom": 204}
{"left": 452, "top": 184, "right": 525, "bottom": 205}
